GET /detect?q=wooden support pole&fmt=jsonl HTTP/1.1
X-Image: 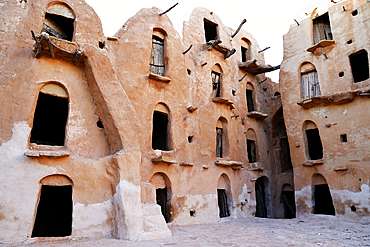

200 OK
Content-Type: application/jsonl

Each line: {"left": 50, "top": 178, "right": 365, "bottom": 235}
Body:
{"left": 231, "top": 19, "right": 247, "bottom": 38}
{"left": 238, "top": 72, "right": 248, "bottom": 82}
{"left": 224, "top": 48, "right": 236, "bottom": 59}
{"left": 159, "top": 2, "right": 178, "bottom": 16}
{"left": 259, "top": 78, "right": 267, "bottom": 84}
{"left": 182, "top": 44, "right": 193, "bottom": 55}
{"left": 207, "top": 39, "right": 221, "bottom": 51}
{"left": 258, "top": 47, "right": 270, "bottom": 53}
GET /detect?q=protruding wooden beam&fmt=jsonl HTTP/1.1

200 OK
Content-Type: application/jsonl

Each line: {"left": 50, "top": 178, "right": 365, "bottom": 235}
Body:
{"left": 258, "top": 47, "right": 270, "bottom": 53}
{"left": 207, "top": 39, "right": 222, "bottom": 51}
{"left": 201, "top": 62, "right": 208, "bottom": 66}
{"left": 231, "top": 19, "right": 247, "bottom": 38}
{"left": 159, "top": 2, "right": 178, "bottom": 16}
{"left": 182, "top": 44, "right": 193, "bottom": 55}
{"left": 294, "top": 19, "right": 300, "bottom": 26}
{"left": 224, "top": 48, "right": 236, "bottom": 59}
{"left": 238, "top": 72, "right": 248, "bottom": 82}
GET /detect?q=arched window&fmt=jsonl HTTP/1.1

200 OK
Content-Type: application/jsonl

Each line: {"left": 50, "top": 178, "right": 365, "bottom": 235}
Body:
{"left": 30, "top": 84, "right": 69, "bottom": 146}
{"left": 149, "top": 29, "right": 166, "bottom": 76}
{"left": 149, "top": 173, "right": 172, "bottom": 222}
{"left": 42, "top": 4, "right": 75, "bottom": 41}
{"left": 241, "top": 38, "right": 251, "bottom": 62}
{"left": 217, "top": 174, "right": 232, "bottom": 218}
{"left": 301, "top": 63, "right": 321, "bottom": 99}
{"left": 246, "top": 83, "right": 255, "bottom": 112}
{"left": 312, "top": 174, "right": 335, "bottom": 215}
{"left": 216, "top": 117, "right": 229, "bottom": 158}
{"left": 303, "top": 121, "right": 323, "bottom": 160}
{"left": 152, "top": 103, "right": 171, "bottom": 151}
{"left": 211, "top": 64, "right": 223, "bottom": 98}
{"left": 246, "top": 129, "right": 257, "bottom": 163}
{"left": 32, "top": 175, "right": 73, "bottom": 237}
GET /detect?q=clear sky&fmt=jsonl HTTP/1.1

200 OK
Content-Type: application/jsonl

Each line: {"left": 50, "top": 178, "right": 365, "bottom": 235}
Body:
{"left": 84, "top": 0, "right": 338, "bottom": 82}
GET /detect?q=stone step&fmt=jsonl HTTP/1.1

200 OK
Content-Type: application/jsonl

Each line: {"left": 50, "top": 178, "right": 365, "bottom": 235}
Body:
{"left": 143, "top": 214, "right": 168, "bottom": 231}
{"left": 142, "top": 203, "right": 162, "bottom": 216}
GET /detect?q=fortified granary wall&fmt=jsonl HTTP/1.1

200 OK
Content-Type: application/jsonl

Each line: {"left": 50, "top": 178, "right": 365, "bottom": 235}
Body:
{"left": 280, "top": 0, "right": 370, "bottom": 221}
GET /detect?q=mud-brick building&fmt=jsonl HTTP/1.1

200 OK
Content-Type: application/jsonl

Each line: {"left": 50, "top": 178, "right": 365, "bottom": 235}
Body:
{"left": 280, "top": 0, "right": 370, "bottom": 221}
{"left": 0, "top": 0, "right": 289, "bottom": 244}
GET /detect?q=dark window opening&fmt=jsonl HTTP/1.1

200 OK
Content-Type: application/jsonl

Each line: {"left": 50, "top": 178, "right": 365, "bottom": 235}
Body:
{"left": 255, "top": 178, "right": 267, "bottom": 218}
{"left": 306, "top": 128, "right": 323, "bottom": 160}
{"left": 212, "top": 71, "right": 221, "bottom": 98}
{"left": 190, "top": 210, "right": 196, "bottom": 217}
{"left": 232, "top": 90, "right": 236, "bottom": 96}
{"left": 30, "top": 92, "right": 68, "bottom": 146}
{"left": 246, "top": 89, "right": 255, "bottom": 112}
{"left": 188, "top": 136, "right": 194, "bottom": 143}
{"left": 351, "top": 205, "right": 356, "bottom": 212}
{"left": 241, "top": 46, "right": 247, "bottom": 62}
{"left": 282, "top": 191, "right": 296, "bottom": 219}
{"left": 42, "top": 13, "right": 74, "bottom": 41}
{"left": 217, "top": 189, "right": 230, "bottom": 218}
{"left": 274, "top": 92, "right": 281, "bottom": 96}
{"left": 152, "top": 111, "right": 169, "bottom": 151}
{"left": 347, "top": 39, "right": 353, "bottom": 44}
{"left": 156, "top": 188, "right": 169, "bottom": 223}
{"left": 313, "top": 13, "right": 332, "bottom": 45}
{"left": 314, "top": 184, "right": 335, "bottom": 215}
{"left": 98, "top": 40, "right": 105, "bottom": 49}
{"left": 97, "top": 119, "right": 104, "bottom": 129}
{"left": 204, "top": 19, "right": 218, "bottom": 42}
{"left": 339, "top": 71, "right": 344, "bottom": 77}
{"left": 216, "top": 127, "right": 223, "bottom": 158}
{"left": 32, "top": 185, "right": 72, "bottom": 237}
{"left": 247, "top": 139, "right": 257, "bottom": 163}
{"left": 187, "top": 69, "right": 191, "bottom": 75}
{"left": 340, "top": 134, "right": 347, "bottom": 143}
{"left": 352, "top": 10, "right": 358, "bottom": 16}
{"left": 149, "top": 36, "right": 165, "bottom": 76}
{"left": 349, "top": 50, "right": 369, "bottom": 83}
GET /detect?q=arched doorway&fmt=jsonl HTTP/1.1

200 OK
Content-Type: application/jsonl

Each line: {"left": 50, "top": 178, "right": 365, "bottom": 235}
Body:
{"left": 312, "top": 174, "right": 335, "bottom": 215}
{"left": 217, "top": 174, "right": 232, "bottom": 218}
{"left": 281, "top": 184, "right": 296, "bottom": 219}
{"left": 149, "top": 173, "right": 172, "bottom": 222}
{"left": 255, "top": 176, "right": 269, "bottom": 218}
{"left": 32, "top": 175, "right": 73, "bottom": 237}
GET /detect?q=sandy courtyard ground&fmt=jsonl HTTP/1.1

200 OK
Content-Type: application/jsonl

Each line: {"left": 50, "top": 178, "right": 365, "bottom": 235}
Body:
{"left": 3, "top": 215, "right": 370, "bottom": 247}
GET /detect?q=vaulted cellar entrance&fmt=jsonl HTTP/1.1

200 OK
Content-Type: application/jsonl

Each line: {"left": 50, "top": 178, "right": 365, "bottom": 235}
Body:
{"left": 281, "top": 184, "right": 296, "bottom": 219}
{"left": 32, "top": 175, "right": 73, "bottom": 237}
{"left": 255, "top": 176, "right": 269, "bottom": 218}
{"left": 149, "top": 173, "right": 172, "bottom": 223}
{"left": 312, "top": 174, "right": 335, "bottom": 215}
{"left": 217, "top": 174, "right": 232, "bottom": 218}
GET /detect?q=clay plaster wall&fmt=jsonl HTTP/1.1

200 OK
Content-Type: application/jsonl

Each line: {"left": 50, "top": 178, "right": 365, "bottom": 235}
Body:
{"left": 0, "top": 0, "right": 144, "bottom": 243}
{"left": 280, "top": 0, "right": 370, "bottom": 220}
{"left": 110, "top": 6, "right": 286, "bottom": 223}
{"left": 0, "top": 0, "right": 288, "bottom": 244}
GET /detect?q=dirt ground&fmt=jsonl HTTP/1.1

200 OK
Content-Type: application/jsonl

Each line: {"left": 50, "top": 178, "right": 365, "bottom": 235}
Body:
{"left": 4, "top": 215, "right": 370, "bottom": 247}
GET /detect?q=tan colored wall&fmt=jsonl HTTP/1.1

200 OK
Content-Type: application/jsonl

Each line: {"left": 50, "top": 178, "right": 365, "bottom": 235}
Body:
{"left": 280, "top": 0, "right": 370, "bottom": 221}
{"left": 0, "top": 0, "right": 289, "bottom": 244}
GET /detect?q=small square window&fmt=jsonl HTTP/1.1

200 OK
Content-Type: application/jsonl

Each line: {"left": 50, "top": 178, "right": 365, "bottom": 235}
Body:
{"left": 340, "top": 134, "right": 347, "bottom": 143}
